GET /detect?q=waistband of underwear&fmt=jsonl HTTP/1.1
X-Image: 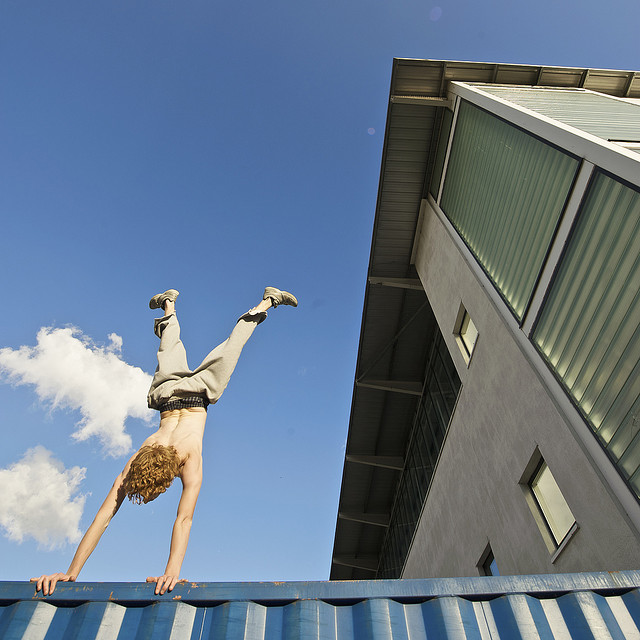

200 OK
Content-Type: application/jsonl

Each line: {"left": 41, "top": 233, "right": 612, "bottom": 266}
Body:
{"left": 157, "top": 396, "right": 209, "bottom": 412}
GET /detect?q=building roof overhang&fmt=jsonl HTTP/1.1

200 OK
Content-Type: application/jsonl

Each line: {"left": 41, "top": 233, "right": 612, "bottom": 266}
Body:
{"left": 330, "top": 59, "right": 640, "bottom": 580}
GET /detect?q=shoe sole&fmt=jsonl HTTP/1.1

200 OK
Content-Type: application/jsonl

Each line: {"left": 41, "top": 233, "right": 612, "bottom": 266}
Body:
{"left": 264, "top": 287, "right": 298, "bottom": 307}
{"left": 149, "top": 289, "right": 180, "bottom": 310}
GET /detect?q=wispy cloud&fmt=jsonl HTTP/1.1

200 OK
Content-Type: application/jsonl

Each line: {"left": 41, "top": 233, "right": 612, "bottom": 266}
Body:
{"left": 0, "top": 447, "right": 86, "bottom": 549}
{"left": 0, "top": 327, "right": 154, "bottom": 456}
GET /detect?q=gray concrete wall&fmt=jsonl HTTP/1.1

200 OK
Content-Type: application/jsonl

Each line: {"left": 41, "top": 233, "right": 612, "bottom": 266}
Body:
{"left": 403, "top": 201, "right": 640, "bottom": 578}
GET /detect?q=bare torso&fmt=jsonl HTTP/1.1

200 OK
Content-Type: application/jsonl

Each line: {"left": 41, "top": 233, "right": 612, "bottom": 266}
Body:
{"left": 141, "top": 407, "right": 207, "bottom": 465}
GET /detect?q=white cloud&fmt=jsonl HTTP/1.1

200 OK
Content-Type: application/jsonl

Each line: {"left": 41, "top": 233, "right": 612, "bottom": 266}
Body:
{"left": 0, "top": 327, "right": 155, "bottom": 456}
{"left": 0, "top": 447, "right": 87, "bottom": 549}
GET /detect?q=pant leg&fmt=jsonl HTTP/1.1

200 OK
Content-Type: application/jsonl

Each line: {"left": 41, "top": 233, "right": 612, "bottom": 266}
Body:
{"left": 147, "top": 314, "right": 192, "bottom": 408}
{"left": 151, "top": 310, "right": 265, "bottom": 407}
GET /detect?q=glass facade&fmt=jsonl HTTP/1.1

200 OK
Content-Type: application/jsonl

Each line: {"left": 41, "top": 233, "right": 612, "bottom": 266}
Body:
{"left": 377, "top": 331, "right": 461, "bottom": 578}
{"left": 534, "top": 172, "right": 640, "bottom": 496}
{"left": 440, "top": 100, "right": 579, "bottom": 320}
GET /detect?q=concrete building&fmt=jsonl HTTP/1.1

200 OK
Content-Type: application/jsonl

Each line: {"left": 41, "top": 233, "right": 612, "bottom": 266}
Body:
{"left": 331, "top": 60, "right": 640, "bottom": 580}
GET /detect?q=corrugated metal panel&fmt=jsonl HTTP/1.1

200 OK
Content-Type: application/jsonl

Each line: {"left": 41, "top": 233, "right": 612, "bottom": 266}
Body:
{"left": 370, "top": 102, "right": 435, "bottom": 280}
{"left": 534, "top": 171, "right": 640, "bottom": 495}
{"left": 441, "top": 100, "right": 579, "bottom": 320}
{"left": 3, "top": 573, "right": 640, "bottom": 639}
{"left": 477, "top": 85, "right": 640, "bottom": 143}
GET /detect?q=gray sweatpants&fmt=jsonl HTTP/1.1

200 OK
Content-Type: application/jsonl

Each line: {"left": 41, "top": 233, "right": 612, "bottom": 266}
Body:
{"left": 147, "top": 311, "right": 265, "bottom": 410}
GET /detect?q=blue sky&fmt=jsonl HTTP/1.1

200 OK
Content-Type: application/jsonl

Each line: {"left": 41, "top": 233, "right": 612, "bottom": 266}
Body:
{"left": 1, "top": 0, "right": 639, "bottom": 584}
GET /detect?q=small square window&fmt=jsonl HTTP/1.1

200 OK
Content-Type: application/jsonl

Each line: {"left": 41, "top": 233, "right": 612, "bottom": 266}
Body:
{"left": 453, "top": 303, "right": 478, "bottom": 365}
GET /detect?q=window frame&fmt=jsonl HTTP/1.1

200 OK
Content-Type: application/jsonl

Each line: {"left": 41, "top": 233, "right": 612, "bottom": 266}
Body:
{"left": 520, "top": 449, "right": 579, "bottom": 559}
{"left": 477, "top": 544, "right": 499, "bottom": 576}
{"left": 453, "top": 302, "right": 479, "bottom": 366}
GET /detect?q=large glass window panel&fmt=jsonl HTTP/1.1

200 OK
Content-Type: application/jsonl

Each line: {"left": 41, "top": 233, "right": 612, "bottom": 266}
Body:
{"left": 534, "top": 172, "right": 640, "bottom": 493}
{"left": 440, "top": 100, "right": 579, "bottom": 320}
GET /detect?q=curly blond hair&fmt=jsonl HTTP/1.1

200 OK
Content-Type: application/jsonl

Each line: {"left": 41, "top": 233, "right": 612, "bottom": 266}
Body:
{"left": 124, "top": 444, "right": 182, "bottom": 504}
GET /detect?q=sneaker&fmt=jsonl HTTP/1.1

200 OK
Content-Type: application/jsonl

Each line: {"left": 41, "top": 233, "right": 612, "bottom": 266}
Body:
{"left": 263, "top": 287, "right": 298, "bottom": 308}
{"left": 149, "top": 289, "right": 180, "bottom": 310}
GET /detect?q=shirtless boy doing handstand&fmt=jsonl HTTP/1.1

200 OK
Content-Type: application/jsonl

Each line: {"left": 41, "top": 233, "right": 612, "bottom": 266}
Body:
{"left": 32, "top": 286, "right": 297, "bottom": 595}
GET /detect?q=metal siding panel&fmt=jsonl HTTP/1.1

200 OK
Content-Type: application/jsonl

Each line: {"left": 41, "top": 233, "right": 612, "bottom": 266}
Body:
{"left": 400, "top": 604, "right": 429, "bottom": 640}
{"left": 606, "top": 596, "right": 640, "bottom": 639}
{"left": 619, "top": 591, "right": 640, "bottom": 636}
{"left": 0, "top": 601, "right": 56, "bottom": 640}
{"left": 487, "top": 594, "right": 556, "bottom": 639}
{"left": 115, "top": 608, "right": 144, "bottom": 639}
{"left": 207, "top": 602, "right": 266, "bottom": 640}
{"left": 590, "top": 594, "right": 640, "bottom": 640}
{"left": 351, "top": 599, "right": 396, "bottom": 640}
{"left": 62, "top": 602, "right": 125, "bottom": 640}
{"left": 132, "top": 602, "right": 196, "bottom": 640}
{"left": 168, "top": 603, "right": 197, "bottom": 640}
{"left": 538, "top": 599, "right": 573, "bottom": 639}
{"left": 281, "top": 600, "right": 337, "bottom": 640}
{"left": 553, "top": 592, "right": 610, "bottom": 640}
{"left": 421, "top": 597, "right": 483, "bottom": 639}
{"left": 478, "top": 86, "right": 640, "bottom": 142}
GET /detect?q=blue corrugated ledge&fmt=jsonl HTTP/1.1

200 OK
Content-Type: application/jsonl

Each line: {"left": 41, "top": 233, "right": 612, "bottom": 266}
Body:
{"left": 4, "top": 573, "right": 640, "bottom": 639}
{"left": 4, "top": 571, "right": 640, "bottom": 605}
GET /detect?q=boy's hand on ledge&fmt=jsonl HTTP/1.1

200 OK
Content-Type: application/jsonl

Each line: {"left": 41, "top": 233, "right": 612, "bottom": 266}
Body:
{"left": 31, "top": 573, "right": 76, "bottom": 596}
{"left": 147, "top": 575, "right": 187, "bottom": 595}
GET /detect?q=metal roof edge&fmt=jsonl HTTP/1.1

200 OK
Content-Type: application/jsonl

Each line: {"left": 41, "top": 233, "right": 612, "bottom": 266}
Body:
{"left": 392, "top": 58, "right": 640, "bottom": 74}
{"left": 5, "top": 571, "right": 640, "bottom": 605}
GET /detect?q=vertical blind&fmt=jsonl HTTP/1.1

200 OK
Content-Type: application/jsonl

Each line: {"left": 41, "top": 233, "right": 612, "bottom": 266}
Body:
{"left": 440, "top": 100, "right": 579, "bottom": 320}
{"left": 534, "top": 172, "right": 640, "bottom": 495}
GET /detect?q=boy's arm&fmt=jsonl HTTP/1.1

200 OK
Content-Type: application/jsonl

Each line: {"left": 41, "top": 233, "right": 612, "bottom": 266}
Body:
{"left": 31, "top": 456, "right": 134, "bottom": 596}
{"left": 146, "top": 453, "right": 202, "bottom": 595}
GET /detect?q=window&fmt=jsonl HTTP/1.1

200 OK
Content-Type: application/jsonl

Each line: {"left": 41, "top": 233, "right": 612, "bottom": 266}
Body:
{"left": 440, "top": 100, "right": 579, "bottom": 320}
{"left": 453, "top": 303, "right": 478, "bottom": 365}
{"left": 478, "top": 545, "right": 499, "bottom": 576}
{"left": 521, "top": 451, "right": 577, "bottom": 556}
{"left": 530, "top": 461, "right": 575, "bottom": 545}
{"left": 377, "top": 332, "right": 462, "bottom": 578}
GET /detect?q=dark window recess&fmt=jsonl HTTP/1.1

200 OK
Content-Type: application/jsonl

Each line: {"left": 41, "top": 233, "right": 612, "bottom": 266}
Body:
{"left": 481, "top": 550, "right": 499, "bottom": 576}
{"left": 377, "top": 332, "right": 462, "bottom": 578}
